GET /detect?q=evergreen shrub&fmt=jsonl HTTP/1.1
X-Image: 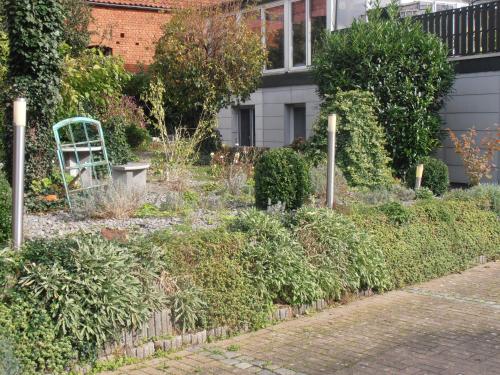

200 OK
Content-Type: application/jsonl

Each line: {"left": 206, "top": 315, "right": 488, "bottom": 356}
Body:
{"left": 406, "top": 156, "right": 449, "bottom": 195}
{"left": 254, "top": 148, "right": 311, "bottom": 210}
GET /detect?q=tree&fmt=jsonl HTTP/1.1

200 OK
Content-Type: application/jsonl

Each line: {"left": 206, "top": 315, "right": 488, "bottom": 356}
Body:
{"left": 152, "top": 1, "right": 266, "bottom": 129}
{"left": 3, "top": 0, "right": 64, "bottom": 186}
{"left": 61, "top": 0, "right": 92, "bottom": 55}
{"left": 313, "top": 3, "right": 455, "bottom": 174}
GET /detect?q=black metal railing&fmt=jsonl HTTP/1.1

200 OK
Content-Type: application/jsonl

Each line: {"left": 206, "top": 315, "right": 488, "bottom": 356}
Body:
{"left": 414, "top": 1, "right": 500, "bottom": 57}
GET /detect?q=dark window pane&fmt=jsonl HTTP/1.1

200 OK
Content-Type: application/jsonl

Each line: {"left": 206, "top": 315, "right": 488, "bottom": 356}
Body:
{"left": 239, "top": 108, "right": 255, "bottom": 147}
{"left": 310, "top": 0, "right": 326, "bottom": 56}
{"left": 265, "top": 5, "right": 285, "bottom": 69}
{"left": 293, "top": 107, "right": 306, "bottom": 140}
{"left": 292, "top": 0, "right": 306, "bottom": 67}
{"left": 336, "top": 0, "right": 366, "bottom": 30}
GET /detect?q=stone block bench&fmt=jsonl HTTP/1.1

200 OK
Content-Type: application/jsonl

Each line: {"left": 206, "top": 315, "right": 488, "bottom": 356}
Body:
{"left": 112, "top": 162, "right": 150, "bottom": 189}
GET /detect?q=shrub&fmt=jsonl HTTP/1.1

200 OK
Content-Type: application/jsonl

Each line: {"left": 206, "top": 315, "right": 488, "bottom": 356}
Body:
{"left": 313, "top": 5, "right": 454, "bottom": 173}
{"left": 444, "top": 184, "right": 500, "bottom": 216}
{"left": 353, "top": 184, "right": 415, "bottom": 205}
{"left": 4, "top": 0, "right": 64, "bottom": 186}
{"left": 406, "top": 156, "right": 449, "bottom": 195}
{"left": 293, "top": 207, "right": 390, "bottom": 299}
{"left": 155, "top": 229, "right": 270, "bottom": 330}
{"left": 415, "top": 187, "right": 434, "bottom": 200}
{"left": 309, "top": 162, "right": 349, "bottom": 205}
{"left": 353, "top": 200, "right": 500, "bottom": 288}
{"left": 126, "top": 124, "right": 151, "bottom": 149}
{"left": 377, "top": 202, "right": 412, "bottom": 226}
{"left": 232, "top": 210, "right": 321, "bottom": 306}
{"left": 18, "top": 236, "right": 162, "bottom": 359}
{"left": 305, "top": 90, "right": 393, "bottom": 188}
{"left": 254, "top": 148, "right": 311, "bottom": 210}
{"left": 0, "top": 296, "right": 75, "bottom": 375}
{"left": 448, "top": 127, "right": 500, "bottom": 186}
{"left": 0, "top": 171, "right": 11, "bottom": 245}
{"left": 152, "top": 1, "right": 266, "bottom": 127}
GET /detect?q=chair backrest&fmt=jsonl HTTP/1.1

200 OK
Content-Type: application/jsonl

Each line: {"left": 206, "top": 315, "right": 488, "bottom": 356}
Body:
{"left": 53, "top": 117, "right": 112, "bottom": 208}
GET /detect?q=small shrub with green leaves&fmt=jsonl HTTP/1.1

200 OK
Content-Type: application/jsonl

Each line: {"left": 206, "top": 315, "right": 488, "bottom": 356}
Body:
{"left": 0, "top": 296, "right": 76, "bottom": 375}
{"left": 444, "top": 184, "right": 500, "bottom": 216}
{"left": 0, "top": 171, "right": 11, "bottom": 245}
{"left": 167, "top": 279, "right": 208, "bottom": 333}
{"left": 305, "top": 90, "right": 393, "bottom": 188}
{"left": 406, "top": 156, "right": 449, "bottom": 196}
{"left": 232, "top": 209, "right": 321, "bottom": 306}
{"left": 377, "top": 202, "right": 412, "bottom": 226}
{"left": 18, "top": 236, "right": 163, "bottom": 360}
{"left": 353, "top": 184, "right": 415, "bottom": 205}
{"left": 415, "top": 187, "right": 434, "bottom": 200}
{"left": 154, "top": 229, "right": 270, "bottom": 330}
{"left": 293, "top": 207, "right": 390, "bottom": 299}
{"left": 254, "top": 148, "right": 311, "bottom": 210}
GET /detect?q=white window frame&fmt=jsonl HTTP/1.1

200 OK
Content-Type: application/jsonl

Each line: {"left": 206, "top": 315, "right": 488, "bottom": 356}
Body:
{"left": 289, "top": 0, "right": 310, "bottom": 71}
{"left": 263, "top": 0, "right": 287, "bottom": 74}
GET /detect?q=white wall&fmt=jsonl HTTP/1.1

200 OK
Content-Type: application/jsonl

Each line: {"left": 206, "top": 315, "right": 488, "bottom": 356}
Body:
{"left": 438, "top": 70, "right": 500, "bottom": 184}
{"left": 218, "top": 85, "right": 321, "bottom": 148}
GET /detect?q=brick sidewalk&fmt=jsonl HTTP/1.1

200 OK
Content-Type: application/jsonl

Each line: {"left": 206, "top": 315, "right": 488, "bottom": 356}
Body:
{"left": 103, "top": 262, "right": 500, "bottom": 375}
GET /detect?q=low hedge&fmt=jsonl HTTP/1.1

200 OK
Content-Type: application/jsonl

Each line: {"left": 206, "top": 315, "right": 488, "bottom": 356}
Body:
{"left": 353, "top": 199, "right": 500, "bottom": 288}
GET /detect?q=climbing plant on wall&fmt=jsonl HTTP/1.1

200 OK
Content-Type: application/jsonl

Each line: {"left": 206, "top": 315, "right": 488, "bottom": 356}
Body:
{"left": 3, "top": 0, "right": 64, "bottom": 186}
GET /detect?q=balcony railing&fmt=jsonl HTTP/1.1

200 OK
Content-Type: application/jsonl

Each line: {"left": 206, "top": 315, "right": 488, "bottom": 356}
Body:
{"left": 414, "top": 1, "right": 500, "bottom": 57}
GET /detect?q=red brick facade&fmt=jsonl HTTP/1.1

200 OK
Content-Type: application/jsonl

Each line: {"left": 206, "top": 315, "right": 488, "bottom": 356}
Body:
{"left": 88, "top": 0, "right": 222, "bottom": 72}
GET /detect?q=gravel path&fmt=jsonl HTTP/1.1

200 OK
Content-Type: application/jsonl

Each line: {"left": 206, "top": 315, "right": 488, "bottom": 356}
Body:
{"left": 24, "top": 212, "right": 183, "bottom": 240}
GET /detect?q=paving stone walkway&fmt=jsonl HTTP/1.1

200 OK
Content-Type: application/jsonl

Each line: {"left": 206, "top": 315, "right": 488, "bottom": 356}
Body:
{"left": 103, "top": 262, "right": 500, "bottom": 375}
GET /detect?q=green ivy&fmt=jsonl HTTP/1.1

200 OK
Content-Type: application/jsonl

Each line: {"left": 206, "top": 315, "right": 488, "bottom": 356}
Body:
{"left": 3, "top": 0, "right": 64, "bottom": 187}
{"left": 305, "top": 90, "right": 393, "bottom": 188}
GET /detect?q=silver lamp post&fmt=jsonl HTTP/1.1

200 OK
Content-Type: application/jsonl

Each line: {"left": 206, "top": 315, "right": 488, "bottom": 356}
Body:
{"left": 12, "top": 98, "right": 27, "bottom": 250}
{"left": 327, "top": 114, "right": 337, "bottom": 209}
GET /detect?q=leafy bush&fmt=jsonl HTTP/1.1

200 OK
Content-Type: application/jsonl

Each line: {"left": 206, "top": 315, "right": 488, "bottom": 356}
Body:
{"left": 0, "top": 171, "right": 11, "bottom": 245}
{"left": 59, "top": 50, "right": 140, "bottom": 164}
{"left": 126, "top": 124, "right": 151, "bottom": 149}
{"left": 353, "top": 200, "right": 500, "bottom": 288}
{"left": 444, "top": 184, "right": 500, "bottom": 216}
{"left": 167, "top": 280, "right": 208, "bottom": 334}
{"left": 4, "top": 0, "right": 64, "bottom": 186}
{"left": 293, "top": 207, "right": 390, "bottom": 299}
{"left": 232, "top": 210, "right": 321, "bottom": 306}
{"left": 309, "top": 162, "right": 349, "bottom": 205}
{"left": 155, "top": 229, "right": 270, "bottom": 330}
{"left": 313, "top": 5, "right": 454, "bottom": 173}
{"left": 305, "top": 90, "right": 393, "bottom": 188}
{"left": 0, "top": 296, "right": 75, "bottom": 375}
{"left": 377, "top": 202, "right": 412, "bottom": 226}
{"left": 254, "top": 148, "right": 311, "bottom": 210}
{"left": 415, "top": 187, "right": 434, "bottom": 200}
{"left": 353, "top": 184, "right": 415, "bottom": 205}
{"left": 152, "top": 2, "right": 266, "bottom": 127}
{"left": 18, "top": 236, "right": 162, "bottom": 359}
{"left": 406, "top": 156, "right": 449, "bottom": 195}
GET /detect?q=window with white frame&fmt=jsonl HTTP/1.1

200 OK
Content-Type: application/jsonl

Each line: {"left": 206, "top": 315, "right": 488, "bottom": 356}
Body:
{"left": 244, "top": 0, "right": 368, "bottom": 73}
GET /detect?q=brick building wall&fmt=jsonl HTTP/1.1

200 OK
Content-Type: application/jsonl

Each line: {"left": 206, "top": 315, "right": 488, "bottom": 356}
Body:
{"left": 89, "top": 5, "right": 171, "bottom": 72}
{"left": 88, "top": 0, "right": 222, "bottom": 72}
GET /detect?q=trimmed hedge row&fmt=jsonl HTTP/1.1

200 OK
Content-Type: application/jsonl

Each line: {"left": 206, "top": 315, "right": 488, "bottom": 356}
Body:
{"left": 353, "top": 199, "right": 500, "bottom": 288}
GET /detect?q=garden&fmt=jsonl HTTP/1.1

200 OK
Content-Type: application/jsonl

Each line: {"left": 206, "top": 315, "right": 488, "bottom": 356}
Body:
{"left": 0, "top": 1, "right": 499, "bottom": 374}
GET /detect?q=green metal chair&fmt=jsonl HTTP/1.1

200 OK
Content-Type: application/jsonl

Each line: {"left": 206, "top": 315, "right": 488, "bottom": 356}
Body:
{"left": 53, "top": 117, "right": 112, "bottom": 208}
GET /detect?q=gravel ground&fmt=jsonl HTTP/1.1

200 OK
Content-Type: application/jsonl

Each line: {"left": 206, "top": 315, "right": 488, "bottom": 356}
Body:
{"left": 24, "top": 211, "right": 184, "bottom": 240}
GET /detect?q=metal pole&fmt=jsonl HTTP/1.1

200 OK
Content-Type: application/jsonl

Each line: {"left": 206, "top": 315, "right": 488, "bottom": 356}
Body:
{"left": 12, "top": 98, "right": 27, "bottom": 250}
{"left": 327, "top": 114, "right": 337, "bottom": 209}
{"left": 415, "top": 164, "right": 424, "bottom": 190}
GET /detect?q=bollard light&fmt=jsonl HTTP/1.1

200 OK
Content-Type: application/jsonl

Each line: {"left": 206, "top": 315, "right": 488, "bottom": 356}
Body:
{"left": 12, "top": 98, "right": 27, "bottom": 250}
{"left": 327, "top": 114, "right": 337, "bottom": 209}
{"left": 415, "top": 164, "right": 424, "bottom": 190}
